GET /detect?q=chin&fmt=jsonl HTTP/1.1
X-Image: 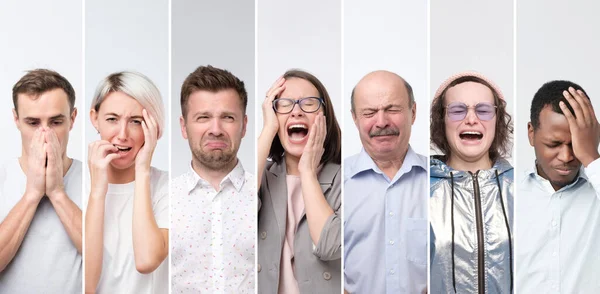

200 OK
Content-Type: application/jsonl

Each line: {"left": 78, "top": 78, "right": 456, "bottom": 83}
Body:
{"left": 110, "top": 158, "right": 136, "bottom": 170}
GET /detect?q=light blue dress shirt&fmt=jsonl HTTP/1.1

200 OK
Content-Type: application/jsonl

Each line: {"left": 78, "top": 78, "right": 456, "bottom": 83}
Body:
{"left": 516, "top": 159, "right": 600, "bottom": 293}
{"left": 344, "top": 146, "right": 427, "bottom": 294}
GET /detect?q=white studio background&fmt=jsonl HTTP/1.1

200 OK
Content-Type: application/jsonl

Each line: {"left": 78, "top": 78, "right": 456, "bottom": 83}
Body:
{"left": 344, "top": 0, "right": 428, "bottom": 158}
{"left": 257, "top": 0, "right": 342, "bottom": 162}
{"left": 85, "top": 0, "right": 169, "bottom": 172}
{"left": 171, "top": 0, "right": 255, "bottom": 178}
{"left": 430, "top": 0, "right": 514, "bottom": 162}
{"left": 0, "top": 0, "right": 83, "bottom": 162}
{"left": 517, "top": 0, "right": 600, "bottom": 170}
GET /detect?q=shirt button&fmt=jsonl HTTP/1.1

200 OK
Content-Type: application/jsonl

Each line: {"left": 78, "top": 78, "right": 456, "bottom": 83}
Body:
{"left": 261, "top": 231, "right": 267, "bottom": 239}
{"left": 389, "top": 240, "right": 394, "bottom": 245}
{"left": 551, "top": 220, "right": 557, "bottom": 227}
{"left": 257, "top": 264, "right": 261, "bottom": 272}
{"left": 323, "top": 272, "right": 331, "bottom": 280}
{"left": 552, "top": 251, "right": 557, "bottom": 257}
{"left": 390, "top": 269, "right": 395, "bottom": 275}
{"left": 389, "top": 211, "right": 394, "bottom": 216}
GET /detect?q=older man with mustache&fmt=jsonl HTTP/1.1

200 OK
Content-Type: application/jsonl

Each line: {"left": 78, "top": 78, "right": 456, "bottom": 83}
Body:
{"left": 343, "top": 71, "right": 427, "bottom": 294}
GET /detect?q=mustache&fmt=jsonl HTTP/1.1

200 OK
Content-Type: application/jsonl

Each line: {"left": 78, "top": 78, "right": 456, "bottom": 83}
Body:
{"left": 369, "top": 127, "right": 400, "bottom": 138}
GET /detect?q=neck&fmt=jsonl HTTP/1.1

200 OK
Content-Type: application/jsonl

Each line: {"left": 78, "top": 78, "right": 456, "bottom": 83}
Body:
{"left": 447, "top": 153, "right": 492, "bottom": 173}
{"left": 19, "top": 153, "right": 73, "bottom": 176}
{"left": 192, "top": 157, "right": 238, "bottom": 190}
{"left": 108, "top": 165, "right": 136, "bottom": 184}
{"left": 285, "top": 154, "right": 300, "bottom": 176}
{"left": 369, "top": 146, "right": 409, "bottom": 180}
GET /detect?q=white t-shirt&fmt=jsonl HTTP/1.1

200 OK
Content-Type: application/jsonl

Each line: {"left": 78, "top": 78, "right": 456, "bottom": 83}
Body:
{"left": 0, "top": 158, "right": 82, "bottom": 294}
{"left": 86, "top": 167, "right": 169, "bottom": 294}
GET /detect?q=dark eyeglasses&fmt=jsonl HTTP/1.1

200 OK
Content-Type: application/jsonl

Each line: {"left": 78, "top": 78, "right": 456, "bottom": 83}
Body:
{"left": 445, "top": 102, "right": 497, "bottom": 121}
{"left": 272, "top": 97, "right": 324, "bottom": 114}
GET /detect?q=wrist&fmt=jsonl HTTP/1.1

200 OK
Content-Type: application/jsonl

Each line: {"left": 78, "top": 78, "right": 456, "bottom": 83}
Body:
{"left": 582, "top": 152, "right": 600, "bottom": 168}
{"left": 23, "top": 190, "right": 43, "bottom": 204}
{"left": 47, "top": 188, "right": 67, "bottom": 202}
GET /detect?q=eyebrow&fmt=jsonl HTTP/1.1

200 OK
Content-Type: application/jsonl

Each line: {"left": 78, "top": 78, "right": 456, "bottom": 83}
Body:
{"left": 105, "top": 113, "right": 144, "bottom": 120}
{"left": 23, "top": 114, "right": 66, "bottom": 121}
{"left": 361, "top": 104, "right": 403, "bottom": 111}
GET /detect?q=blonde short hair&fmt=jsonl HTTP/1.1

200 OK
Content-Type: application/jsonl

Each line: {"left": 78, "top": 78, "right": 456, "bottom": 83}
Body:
{"left": 91, "top": 71, "right": 165, "bottom": 139}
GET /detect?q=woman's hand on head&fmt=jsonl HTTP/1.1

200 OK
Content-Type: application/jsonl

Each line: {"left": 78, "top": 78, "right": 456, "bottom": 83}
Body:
{"left": 135, "top": 109, "right": 158, "bottom": 171}
{"left": 299, "top": 112, "right": 326, "bottom": 176}
{"left": 261, "top": 76, "right": 286, "bottom": 139}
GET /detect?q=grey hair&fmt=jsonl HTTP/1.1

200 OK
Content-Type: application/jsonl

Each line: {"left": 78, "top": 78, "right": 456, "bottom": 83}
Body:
{"left": 91, "top": 71, "right": 165, "bottom": 139}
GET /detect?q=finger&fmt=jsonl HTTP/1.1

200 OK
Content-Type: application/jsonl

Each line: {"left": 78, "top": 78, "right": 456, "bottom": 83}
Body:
{"left": 559, "top": 101, "right": 578, "bottom": 129}
{"left": 104, "top": 153, "right": 121, "bottom": 164}
{"left": 577, "top": 89, "right": 597, "bottom": 121}
{"left": 46, "top": 139, "right": 56, "bottom": 166}
{"left": 266, "top": 76, "right": 285, "bottom": 97}
{"left": 563, "top": 90, "right": 586, "bottom": 126}
{"left": 569, "top": 87, "right": 591, "bottom": 124}
{"left": 144, "top": 109, "right": 159, "bottom": 139}
{"left": 97, "top": 143, "right": 118, "bottom": 157}
{"left": 141, "top": 120, "right": 150, "bottom": 143}
{"left": 319, "top": 113, "right": 327, "bottom": 145}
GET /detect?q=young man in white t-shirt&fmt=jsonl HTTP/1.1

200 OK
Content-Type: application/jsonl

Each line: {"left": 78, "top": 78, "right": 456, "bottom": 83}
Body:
{"left": 0, "top": 69, "right": 82, "bottom": 293}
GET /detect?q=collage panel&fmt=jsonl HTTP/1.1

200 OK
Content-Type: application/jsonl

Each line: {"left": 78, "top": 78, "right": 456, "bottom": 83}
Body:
{"left": 83, "top": 0, "right": 169, "bottom": 292}
{"left": 256, "top": 0, "right": 342, "bottom": 293}
{"left": 342, "top": 0, "right": 428, "bottom": 293}
{"left": 0, "top": 1, "right": 83, "bottom": 293}
{"left": 170, "top": 0, "right": 256, "bottom": 293}
{"left": 515, "top": 1, "right": 600, "bottom": 293}
{"left": 430, "top": 0, "right": 514, "bottom": 293}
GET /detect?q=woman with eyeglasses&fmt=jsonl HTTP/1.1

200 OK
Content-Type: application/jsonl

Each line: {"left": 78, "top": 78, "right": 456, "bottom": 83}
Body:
{"left": 257, "top": 69, "right": 342, "bottom": 294}
{"left": 429, "top": 72, "right": 514, "bottom": 294}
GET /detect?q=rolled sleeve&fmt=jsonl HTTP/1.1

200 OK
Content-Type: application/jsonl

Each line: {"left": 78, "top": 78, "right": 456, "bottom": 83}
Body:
{"left": 312, "top": 167, "right": 342, "bottom": 261}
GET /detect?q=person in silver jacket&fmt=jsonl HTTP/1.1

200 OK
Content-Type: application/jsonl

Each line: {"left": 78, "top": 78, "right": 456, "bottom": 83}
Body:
{"left": 429, "top": 72, "right": 514, "bottom": 294}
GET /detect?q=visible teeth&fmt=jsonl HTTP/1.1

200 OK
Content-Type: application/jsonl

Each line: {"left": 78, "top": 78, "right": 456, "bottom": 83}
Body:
{"left": 461, "top": 131, "right": 482, "bottom": 135}
{"left": 288, "top": 124, "right": 307, "bottom": 130}
{"left": 114, "top": 145, "right": 132, "bottom": 151}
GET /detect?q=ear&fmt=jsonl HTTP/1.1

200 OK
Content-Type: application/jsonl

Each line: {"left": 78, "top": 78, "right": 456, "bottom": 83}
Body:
{"left": 527, "top": 122, "right": 535, "bottom": 147}
{"left": 352, "top": 109, "right": 359, "bottom": 129}
{"left": 241, "top": 115, "right": 248, "bottom": 138}
{"left": 411, "top": 102, "right": 417, "bottom": 125}
{"left": 12, "top": 108, "right": 20, "bottom": 130}
{"left": 90, "top": 108, "right": 99, "bottom": 131}
{"left": 180, "top": 115, "right": 188, "bottom": 140}
{"left": 69, "top": 108, "right": 78, "bottom": 131}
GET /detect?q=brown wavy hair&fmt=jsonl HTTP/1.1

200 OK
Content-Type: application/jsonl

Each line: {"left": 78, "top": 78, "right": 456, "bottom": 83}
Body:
{"left": 430, "top": 76, "right": 513, "bottom": 163}
{"left": 268, "top": 69, "right": 341, "bottom": 165}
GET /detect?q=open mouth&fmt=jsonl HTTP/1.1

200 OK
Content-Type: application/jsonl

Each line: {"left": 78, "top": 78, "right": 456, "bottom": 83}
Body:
{"left": 459, "top": 131, "right": 483, "bottom": 141}
{"left": 114, "top": 145, "right": 132, "bottom": 154}
{"left": 287, "top": 123, "right": 309, "bottom": 142}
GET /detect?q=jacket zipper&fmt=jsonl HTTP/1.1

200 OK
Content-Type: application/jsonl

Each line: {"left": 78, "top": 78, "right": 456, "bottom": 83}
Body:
{"left": 472, "top": 171, "right": 485, "bottom": 294}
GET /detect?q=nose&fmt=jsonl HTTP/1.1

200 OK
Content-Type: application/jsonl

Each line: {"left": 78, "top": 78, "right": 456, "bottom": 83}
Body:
{"left": 557, "top": 144, "right": 575, "bottom": 163}
{"left": 289, "top": 102, "right": 304, "bottom": 117}
{"left": 116, "top": 121, "right": 129, "bottom": 141}
{"left": 374, "top": 111, "right": 389, "bottom": 129}
{"left": 464, "top": 108, "right": 478, "bottom": 125}
{"left": 208, "top": 118, "right": 224, "bottom": 137}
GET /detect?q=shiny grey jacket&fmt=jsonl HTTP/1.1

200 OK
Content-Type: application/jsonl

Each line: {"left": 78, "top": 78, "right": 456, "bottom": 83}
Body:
{"left": 430, "top": 156, "right": 514, "bottom": 294}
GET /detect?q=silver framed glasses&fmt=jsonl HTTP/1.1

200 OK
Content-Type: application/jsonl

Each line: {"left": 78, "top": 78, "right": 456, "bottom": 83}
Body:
{"left": 445, "top": 102, "right": 497, "bottom": 121}
{"left": 272, "top": 97, "right": 325, "bottom": 114}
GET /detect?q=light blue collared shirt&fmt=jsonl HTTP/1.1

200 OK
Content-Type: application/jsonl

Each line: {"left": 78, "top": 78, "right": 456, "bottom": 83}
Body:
{"left": 344, "top": 146, "right": 427, "bottom": 294}
{"left": 516, "top": 159, "right": 600, "bottom": 293}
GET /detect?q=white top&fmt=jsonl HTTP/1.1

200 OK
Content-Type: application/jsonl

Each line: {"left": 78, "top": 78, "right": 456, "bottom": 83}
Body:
{"left": 516, "top": 159, "right": 600, "bottom": 293}
{"left": 171, "top": 160, "right": 256, "bottom": 293}
{"left": 0, "top": 158, "right": 82, "bottom": 293}
{"left": 86, "top": 167, "right": 169, "bottom": 294}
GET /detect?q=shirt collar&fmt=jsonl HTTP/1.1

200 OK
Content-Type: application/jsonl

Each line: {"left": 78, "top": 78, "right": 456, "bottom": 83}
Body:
{"left": 350, "top": 145, "right": 426, "bottom": 180}
{"left": 527, "top": 160, "right": 588, "bottom": 188}
{"left": 185, "top": 159, "right": 246, "bottom": 193}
